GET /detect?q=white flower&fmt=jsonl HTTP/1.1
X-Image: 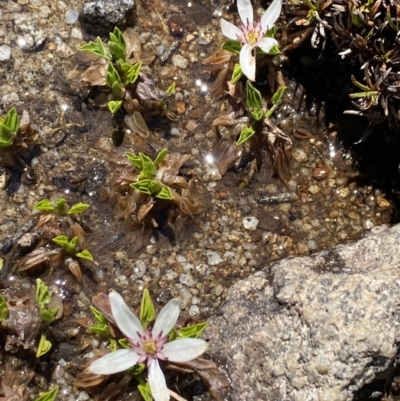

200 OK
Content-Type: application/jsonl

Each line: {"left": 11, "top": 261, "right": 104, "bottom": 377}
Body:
{"left": 220, "top": 0, "right": 282, "bottom": 81}
{"left": 88, "top": 292, "right": 208, "bottom": 401}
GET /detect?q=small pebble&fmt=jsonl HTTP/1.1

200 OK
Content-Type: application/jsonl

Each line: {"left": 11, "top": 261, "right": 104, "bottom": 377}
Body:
{"left": 312, "top": 162, "right": 329, "bottom": 180}
{"left": 206, "top": 250, "right": 223, "bottom": 265}
{"left": 308, "top": 185, "right": 320, "bottom": 195}
{"left": 242, "top": 216, "right": 259, "bottom": 230}
{"left": 172, "top": 54, "right": 189, "bottom": 69}
{"left": 0, "top": 45, "right": 11, "bottom": 61}
{"left": 292, "top": 148, "right": 308, "bottom": 163}
{"left": 167, "top": 15, "right": 184, "bottom": 37}
{"left": 65, "top": 9, "right": 79, "bottom": 24}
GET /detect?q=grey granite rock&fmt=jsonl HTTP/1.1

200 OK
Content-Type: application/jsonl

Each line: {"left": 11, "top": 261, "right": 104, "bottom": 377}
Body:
{"left": 80, "top": 0, "right": 136, "bottom": 37}
{"left": 205, "top": 225, "right": 400, "bottom": 401}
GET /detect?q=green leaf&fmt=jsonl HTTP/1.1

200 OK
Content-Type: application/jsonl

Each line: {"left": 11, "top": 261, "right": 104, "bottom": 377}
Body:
{"left": 106, "top": 63, "right": 122, "bottom": 96}
{"left": 76, "top": 249, "right": 94, "bottom": 262}
{"left": 33, "top": 386, "right": 59, "bottom": 401}
{"left": 108, "top": 27, "right": 126, "bottom": 61}
{"left": 125, "top": 151, "right": 144, "bottom": 170}
{"left": 36, "top": 334, "right": 52, "bottom": 357}
{"left": 138, "top": 382, "right": 153, "bottom": 401}
{"left": 108, "top": 100, "right": 123, "bottom": 114}
{"left": 131, "top": 179, "right": 162, "bottom": 195}
{"left": 111, "top": 81, "right": 124, "bottom": 100}
{"left": 109, "top": 338, "right": 118, "bottom": 351}
{"left": 266, "top": 86, "right": 287, "bottom": 118}
{"left": 351, "top": 75, "right": 372, "bottom": 92}
{"left": 271, "top": 86, "right": 287, "bottom": 105}
{"left": 40, "top": 306, "right": 59, "bottom": 324}
{"left": 36, "top": 279, "right": 51, "bottom": 308}
{"left": 251, "top": 108, "right": 264, "bottom": 121}
{"left": 3, "top": 107, "right": 20, "bottom": 133}
{"left": 156, "top": 186, "right": 173, "bottom": 200}
{"left": 231, "top": 63, "right": 243, "bottom": 84}
{"left": 236, "top": 125, "right": 255, "bottom": 146}
{"left": 0, "top": 258, "right": 3, "bottom": 271}
{"left": 54, "top": 197, "right": 67, "bottom": 215}
{"left": 129, "top": 363, "right": 146, "bottom": 376}
{"left": 88, "top": 306, "right": 109, "bottom": 336}
{"left": 165, "top": 82, "right": 176, "bottom": 95}
{"left": 221, "top": 40, "right": 241, "bottom": 54}
{"left": 138, "top": 153, "right": 157, "bottom": 178}
{"left": 118, "top": 338, "right": 130, "bottom": 348}
{"left": 246, "top": 81, "right": 263, "bottom": 110}
{"left": 52, "top": 235, "right": 77, "bottom": 254}
{"left": 67, "top": 202, "right": 90, "bottom": 214}
{"left": 0, "top": 126, "right": 14, "bottom": 147}
{"left": 80, "top": 37, "right": 111, "bottom": 60}
{"left": 168, "top": 328, "right": 177, "bottom": 342}
{"left": 265, "top": 43, "right": 280, "bottom": 55}
{"left": 0, "top": 294, "right": 8, "bottom": 322}
{"left": 176, "top": 322, "right": 208, "bottom": 339}
{"left": 266, "top": 25, "right": 277, "bottom": 38}
{"left": 90, "top": 306, "right": 108, "bottom": 325}
{"left": 140, "top": 289, "right": 156, "bottom": 329}
{"left": 153, "top": 148, "right": 168, "bottom": 167}
{"left": 33, "top": 199, "right": 55, "bottom": 212}
{"left": 118, "top": 60, "right": 142, "bottom": 84}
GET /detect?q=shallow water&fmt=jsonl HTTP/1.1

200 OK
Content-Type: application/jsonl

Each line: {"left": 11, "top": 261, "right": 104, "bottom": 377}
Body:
{"left": 0, "top": 0, "right": 396, "bottom": 399}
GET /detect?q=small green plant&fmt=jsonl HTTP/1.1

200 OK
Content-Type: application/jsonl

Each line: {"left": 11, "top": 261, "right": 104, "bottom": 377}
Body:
{"left": 236, "top": 83, "right": 287, "bottom": 146}
{"left": 33, "top": 386, "right": 59, "bottom": 401}
{"left": 80, "top": 27, "right": 142, "bottom": 114}
{"left": 88, "top": 306, "right": 109, "bottom": 337}
{"left": 36, "top": 279, "right": 60, "bottom": 324}
{"left": 0, "top": 107, "right": 20, "bottom": 147}
{"left": 80, "top": 289, "right": 209, "bottom": 401}
{"left": 33, "top": 197, "right": 90, "bottom": 216}
{"left": 126, "top": 148, "right": 173, "bottom": 199}
{"left": 52, "top": 235, "right": 94, "bottom": 261}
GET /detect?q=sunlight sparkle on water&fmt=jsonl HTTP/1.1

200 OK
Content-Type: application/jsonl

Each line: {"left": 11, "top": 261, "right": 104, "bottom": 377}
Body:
{"left": 205, "top": 154, "right": 214, "bottom": 164}
{"left": 17, "top": 37, "right": 26, "bottom": 48}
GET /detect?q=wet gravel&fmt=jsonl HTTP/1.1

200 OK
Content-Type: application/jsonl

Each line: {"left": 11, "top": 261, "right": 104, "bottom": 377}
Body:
{"left": 0, "top": 0, "right": 395, "bottom": 399}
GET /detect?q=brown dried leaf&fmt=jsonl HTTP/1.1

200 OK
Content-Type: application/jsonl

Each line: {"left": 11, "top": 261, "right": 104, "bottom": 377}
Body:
{"left": 74, "top": 349, "right": 111, "bottom": 388}
{"left": 0, "top": 368, "right": 33, "bottom": 401}
{"left": 124, "top": 112, "right": 150, "bottom": 137}
{"left": 202, "top": 49, "right": 232, "bottom": 67}
{"left": 2, "top": 290, "right": 41, "bottom": 350}
{"left": 213, "top": 138, "right": 243, "bottom": 175}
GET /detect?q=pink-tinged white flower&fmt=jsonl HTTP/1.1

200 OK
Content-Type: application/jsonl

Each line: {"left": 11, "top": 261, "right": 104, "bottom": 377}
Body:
{"left": 88, "top": 292, "right": 208, "bottom": 401}
{"left": 220, "top": 0, "right": 282, "bottom": 81}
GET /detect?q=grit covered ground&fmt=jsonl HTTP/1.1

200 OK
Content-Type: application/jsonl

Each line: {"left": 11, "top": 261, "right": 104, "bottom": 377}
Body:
{"left": 0, "top": 0, "right": 395, "bottom": 399}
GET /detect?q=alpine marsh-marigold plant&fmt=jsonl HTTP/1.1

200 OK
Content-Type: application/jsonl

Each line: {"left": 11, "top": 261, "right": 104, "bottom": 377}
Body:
{"left": 87, "top": 291, "right": 208, "bottom": 401}
{"left": 220, "top": 0, "right": 282, "bottom": 81}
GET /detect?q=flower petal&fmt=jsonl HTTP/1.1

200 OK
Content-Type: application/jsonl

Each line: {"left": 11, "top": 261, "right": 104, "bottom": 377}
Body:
{"left": 88, "top": 349, "right": 139, "bottom": 375}
{"left": 162, "top": 338, "right": 208, "bottom": 362}
{"left": 257, "top": 37, "right": 278, "bottom": 54}
{"left": 220, "top": 18, "right": 242, "bottom": 40}
{"left": 152, "top": 299, "right": 181, "bottom": 338}
{"left": 237, "top": 0, "right": 254, "bottom": 26}
{"left": 260, "top": 0, "right": 282, "bottom": 32}
{"left": 109, "top": 291, "right": 144, "bottom": 342}
{"left": 148, "top": 359, "right": 169, "bottom": 401}
{"left": 239, "top": 44, "right": 256, "bottom": 81}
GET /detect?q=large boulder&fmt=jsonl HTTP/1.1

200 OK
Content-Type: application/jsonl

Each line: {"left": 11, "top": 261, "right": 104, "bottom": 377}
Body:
{"left": 80, "top": 0, "right": 136, "bottom": 37}
{"left": 205, "top": 225, "right": 400, "bottom": 401}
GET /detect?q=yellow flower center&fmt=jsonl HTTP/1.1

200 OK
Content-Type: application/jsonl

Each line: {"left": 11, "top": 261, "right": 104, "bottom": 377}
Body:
{"left": 143, "top": 340, "right": 158, "bottom": 355}
{"left": 246, "top": 30, "right": 259, "bottom": 46}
